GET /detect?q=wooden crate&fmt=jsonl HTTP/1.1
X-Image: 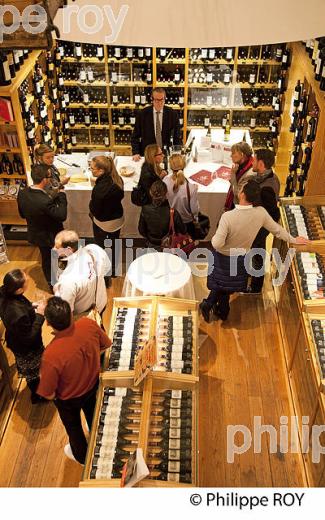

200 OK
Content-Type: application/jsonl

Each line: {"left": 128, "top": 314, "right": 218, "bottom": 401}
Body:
{"left": 279, "top": 196, "right": 325, "bottom": 249}
{"left": 302, "top": 313, "right": 325, "bottom": 394}
{"left": 103, "top": 296, "right": 199, "bottom": 380}
{"left": 80, "top": 376, "right": 199, "bottom": 488}
{"left": 0, "top": 1, "right": 65, "bottom": 50}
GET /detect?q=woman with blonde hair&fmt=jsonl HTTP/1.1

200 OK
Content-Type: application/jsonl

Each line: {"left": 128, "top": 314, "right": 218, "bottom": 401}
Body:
{"left": 34, "top": 144, "right": 69, "bottom": 196}
{"left": 137, "top": 144, "right": 167, "bottom": 203}
{"left": 89, "top": 155, "right": 124, "bottom": 278}
{"left": 163, "top": 153, "right": 199, "bottom": 237}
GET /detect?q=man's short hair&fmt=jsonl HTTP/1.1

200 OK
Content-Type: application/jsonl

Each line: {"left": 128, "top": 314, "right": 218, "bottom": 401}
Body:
{"left": 242, "top": 179, "right": 261, "bottom": 205}
{"left": 45, "top": 296, "right": 71, "bottom": 331}
{"left": 254, "top": 148, "right": 275, "bottom": 169}
{"left": 31, "top": 164, "right": 50, "bottom": 184}
{"left": 152, "top": 87, "right": 166, "bottom": 98}
{"left": 55, "top": 230, "right": 79, "bottom": 251}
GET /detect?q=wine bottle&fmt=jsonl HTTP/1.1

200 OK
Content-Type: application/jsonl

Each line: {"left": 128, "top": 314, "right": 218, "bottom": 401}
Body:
{"left": 293, "top": 80, "right": 301, "bottom": 107}
{"left": 224, "top": 114, "right": 231, "bottom": 141}
{"left": 96, "top": 45, "right": 104, "bottom": 60}
{"left": 75, "top": 42, "right": 82, "bottom": 60}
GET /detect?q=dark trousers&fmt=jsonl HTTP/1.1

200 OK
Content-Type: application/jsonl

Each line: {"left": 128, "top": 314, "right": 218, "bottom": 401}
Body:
{"left": 55, "top": 379, "right": 99, "bottom": 464}
{"left": 205, "top": 289, "right": 230, "bottom": 320}
{"left": 38, "top": 246, "right": 52, "bottom": 287}
{"left": 93, "top": 223, "right": 121, "bottom": 277}
{"left": 250, "top": 228, "right": 269, "bottom": 292}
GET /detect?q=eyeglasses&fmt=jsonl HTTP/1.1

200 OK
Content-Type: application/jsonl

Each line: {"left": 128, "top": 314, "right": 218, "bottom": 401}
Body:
{"left": 153, "top": 97, "right": 165, "bottom": 102}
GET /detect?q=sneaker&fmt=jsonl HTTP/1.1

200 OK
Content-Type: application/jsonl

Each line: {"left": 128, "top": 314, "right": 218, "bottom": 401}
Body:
{"left": 199, "top": 301, "right": 211, "bottom": 323}
{"left": 64, "top": 443, "right": 77, "bottom": 462}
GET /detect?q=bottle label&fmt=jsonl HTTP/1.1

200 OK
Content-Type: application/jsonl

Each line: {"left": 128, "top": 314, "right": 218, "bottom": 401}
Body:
{"left": 294, "top": 91, "right": 300, "bottom": 101}
{"left": 206, "top": 95, "right": 213, "bottom": 106}
{"left": 141, "top": 95, "right": 146, "bottom": 104}
{"left": 226, "top": 48, "right": 233, "bottom": 60}
{"left": 130, "top": 116, "right": 136, "bottom": 125}
{"left": 168, "top": 460, "right": 180, "bottom": 472}
{"left": 127, "top": 48, "right": 133, "bottom": 58}
{"left": 97, "top": 47, "right": 103, "bottom": 58}
{"left": 224, "top": 73, "right": 230, "bottom": 83}
{"left": 56, "top": 112, "right": 61, "bottom": 121}
{"left": 167, "top": 472, "right": 180, "bottom": 482}
{"left": 30, "top": 113, "right": 35, "bottom": 124}
{"left": 169, "top": 438, "right": 181, "bottom": 450}
{"left": 208, "top": 49, "right": 215, "bottom": 60}
{"left": 147, "top": 73, "right": 152, "bottom": 82}
{"left": 135, "top": 94, "right": 140, "bottom": 104}
{"left": 59, "top": 76, "right": 64, "bottom": 86}
{"left": 3, "top": 61, "right": 11, "bottom": 81}
{"left": 70, "top": 115, "right": 75, "bottom": 124}
{"left": 201, "top": 49, "right": 208, "bottom": 59}
{"left": 204, "top": 117, "right": 210, "bottom": 126}
{"left": 169, "top": 449, "right": 181, "bottom": 460}
{"left": 206, "top": 72, "right": 213, "bottom": 83}
{"left": 79, "top": 70, "right": 86, "bottom": 81}
{"left": 138, "top": 49, "right": 144, "bottom": 58}
{"left": 83, "top": 93, "right": 89, "bottom": 104}
{"left": 113, "top": 95, "right": 119, "bottom": 103}
{"left": 28, "top": 128, "right": 35, "bottom": 138}
{"left": 145, "top": 48, "right": 151, "bottom": 57}
{"left": 76, "top": 47, "right": 82, "bottom": 57}
{"left": 111, "top": 72, "right": 118, "bottom": 83}
{"left": 104, "top": 137, "right": 109, "bottom": 145}
{"left": 179, "top": 95, "right": 184, "bottom": 104}
{"left": 174, "top": 73, "right": 180, "bottom": 82}
{"left": 58, "top": 134, "right": 63, "bottom": 143}
{"left": 40, "top": 107, "right": 47, "bottom": 119}
{"left": 249, "top": 73, "right": 256, "bottom": 83}
{"left": 87, "top": 70, "right": 94, "bottom": 82}
{"left": 250, "top": 118, "right": 256, "bottom": 127}
{"left": 221, "top": 96, "right": 228, "bottom": 106}
{"left": 282, "top": 54, "right": 288, "bottom": 63}
{"left": 160, "top": 49, "right": 167, "bottom": 57}
{"left": 85, "top": 116, "right": 90, "bottom": 124}
{"left": 64, "top": 93, "right": 69, "bottom": 103}
{"left": 119, "top": 117, "right": 125, "bottom": 125}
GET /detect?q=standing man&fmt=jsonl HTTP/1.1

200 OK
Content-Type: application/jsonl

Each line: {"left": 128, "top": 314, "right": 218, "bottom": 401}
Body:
{"left": 17, "top": 164, "right": 67, "bottom": 289}
{"left": 37, "top": 297, "right": 111, "bottom": 463}
{"left": 247, "top": 148, "right": 281, "bottom": 294}
{"left": 131, "top": 87, "right": 181, "bottom": 161}
{"left": 53, "top": 230, "right": 111, "bottom": 317}
{"left": 199, "top": 180, "right": 309, "bottom": 323}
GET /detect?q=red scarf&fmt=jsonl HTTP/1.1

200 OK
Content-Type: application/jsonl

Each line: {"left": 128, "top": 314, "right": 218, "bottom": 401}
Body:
{"left": 224, "top": 157, "right": 253, "bottom": 211}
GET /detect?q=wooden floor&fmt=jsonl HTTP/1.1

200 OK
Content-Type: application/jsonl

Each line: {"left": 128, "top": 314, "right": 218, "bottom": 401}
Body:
{"left": 0, "top": 244, "right": 306, "bottom": 487}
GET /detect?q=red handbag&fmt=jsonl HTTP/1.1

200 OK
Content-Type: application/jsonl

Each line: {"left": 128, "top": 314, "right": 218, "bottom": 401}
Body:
{"left": 161, "top": 208, "right": 196, "bottom": 254}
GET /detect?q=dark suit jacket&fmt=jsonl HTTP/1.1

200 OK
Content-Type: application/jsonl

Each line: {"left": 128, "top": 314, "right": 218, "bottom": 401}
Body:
{"left": 131, "top": 105, "right": 181, "bottom": 156}
{"left": 17, "top": 187, "right": 67, "bottom": 247}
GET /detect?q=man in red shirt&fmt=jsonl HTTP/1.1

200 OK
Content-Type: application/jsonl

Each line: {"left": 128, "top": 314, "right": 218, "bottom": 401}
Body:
{"left": 37, "top": 297, "right": 111, "bottom": 464}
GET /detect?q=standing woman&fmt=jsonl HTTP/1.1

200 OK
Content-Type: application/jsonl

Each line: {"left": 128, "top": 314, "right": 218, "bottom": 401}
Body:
{"left": 34, "top": 144, "right": 70, "bottom": 196}
{"left": 138, "top": 144, "right": 167, "bottom": 202}
{"left": 0, "top": 270, "right": 46, "bottom": 404}
{"left": 224, "top": 142, "right": 255, "bottom": 210}
{"left": 164, "top": 153, "right": 199, "bottom": 238}
{"left": 89, "top": 156, "right": 124, "bottom": 277}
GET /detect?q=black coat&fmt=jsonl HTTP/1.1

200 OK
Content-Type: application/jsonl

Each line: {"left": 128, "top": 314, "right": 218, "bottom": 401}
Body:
{"left": 89, "top": 174, "right": 124, "bottom": 222}
{"left": 17, "top": 187, "right": 67, "bottom": 247}
{"left": 138, "top": 162, "right": 161, "bottom": 201}
{"left": 131, "top": 105, "right": 181, "bottom": 156}
{"left": 0, "top": 290, "right": 44, "bottom": 356}
{"left": 138, "top": 200, "right": 186, "bottom": 246}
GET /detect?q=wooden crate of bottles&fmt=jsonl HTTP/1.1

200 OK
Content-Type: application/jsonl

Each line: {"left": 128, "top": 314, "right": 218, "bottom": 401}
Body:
{"left": 280, "top": 196, "right": 325, "bottom": 243}
{"left": 302, "top": 313, "right": 325, "bottom": 394}
{"left": 80, "top": 374, "right": 198, "bottom": 487}
{"left": 103, "top": 296, "right": 199, "bottom": 381}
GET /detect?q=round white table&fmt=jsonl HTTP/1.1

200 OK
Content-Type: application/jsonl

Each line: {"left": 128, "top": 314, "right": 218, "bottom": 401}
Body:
{"left": 122, "top": 252, "right": 196, "bottom": 299}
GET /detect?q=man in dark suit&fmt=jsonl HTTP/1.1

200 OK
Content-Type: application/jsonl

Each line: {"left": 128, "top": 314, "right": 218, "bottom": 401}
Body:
{"left": 131, "top": 87, "right": 181, "bottom": 161}
{"left": 17, "top": 164, "right": 67, "bottom": 289}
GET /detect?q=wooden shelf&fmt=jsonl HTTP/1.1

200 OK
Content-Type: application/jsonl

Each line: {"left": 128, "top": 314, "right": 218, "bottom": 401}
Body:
{"left": 237, "top": 59, "right": 281, "bottom": 65}
{"left": 156, "top": 59, "right": 186, "bottom": 65}
{"left": 0, "top": 147, "right": 20, "bottom": 153}
{"left": 110, "top": 81, "right": 150, "bottom": 87}
{"left": 0, "top": 174, "right": 26, "bottom": 179}
{"left": 69, "top": 103, "right": 107, "bottom": 109}
{"left": 190, "top": 82, "right": 232, "bottom": 88}
{"left": 107, "top": 58, "right": 152, "bottom": 64}
{"left": 63, "top": 81, "right": 107, "bottom": 87}
{"left": 189, "top": 59, "right": 235, "bottom": 65}
{"left": 111, "top": 125, "right": 133, "bottom": 130}
{"left": 0, "top": 120, "right": 16, "bottom": 126}
{"left": 62, "top": 57, "right": 105, "bottom": 64}
{"left": 236, "top": 82, "right": 278, "bottom": 89}
{"left": 156, "top": 82, "right": 185, "bottom": 88}
{"left": 0, "top": 51, "right": 42, "bottom": 96}
{"left": 73, "top": 124, "right": 109, "bottom": 129}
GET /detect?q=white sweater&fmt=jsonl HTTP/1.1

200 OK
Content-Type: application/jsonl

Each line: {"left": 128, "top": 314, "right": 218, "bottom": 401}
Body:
{"left": 211, "top": 205, "right": 297, "bottom": 256}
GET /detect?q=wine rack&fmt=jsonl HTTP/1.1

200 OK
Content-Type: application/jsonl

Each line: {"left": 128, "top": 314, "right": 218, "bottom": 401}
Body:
{"left": 285, "top": 77, "right": 319, "bottom": 197}
{"left": 23, "top": 41, "right": 290, "bottom": 155}
{"left": 81, "top": 296, "right": 199, "bottom": 488}
{"left": 0, "top": 50, "right": 41, "bottom": 224}
{"left": 301, "top": 38, "right": 325, "bottom": 92}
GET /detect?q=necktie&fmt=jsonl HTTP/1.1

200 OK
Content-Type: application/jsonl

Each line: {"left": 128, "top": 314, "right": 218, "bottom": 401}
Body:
{"left": 155, "top": 111, "right": 162, "bottom": 148}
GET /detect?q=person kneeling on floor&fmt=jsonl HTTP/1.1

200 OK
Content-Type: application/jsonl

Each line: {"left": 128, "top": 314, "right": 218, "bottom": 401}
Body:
{"left": 37, "top": 297, "right": 111, "bottom": 464}
{"left": 199, "top": 179, "right": 309, "bottom": 323}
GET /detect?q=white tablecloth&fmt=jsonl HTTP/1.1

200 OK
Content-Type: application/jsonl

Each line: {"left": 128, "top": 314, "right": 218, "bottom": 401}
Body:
{"left": 54, "top": 129, "right": 251, "bottom": 239}
{"left": 122, "top": 252, "right": 196, "bottom": 300}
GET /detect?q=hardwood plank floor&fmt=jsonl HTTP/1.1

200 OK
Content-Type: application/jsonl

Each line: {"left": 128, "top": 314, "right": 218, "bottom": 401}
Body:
{"left": 0, "top": 245, "right": 306, "bottom": 487}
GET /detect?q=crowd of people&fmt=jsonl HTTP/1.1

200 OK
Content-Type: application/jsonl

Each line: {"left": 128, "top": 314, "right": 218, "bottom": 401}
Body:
{"left": 0, "top": 86, "right": 310, "bottom": 464}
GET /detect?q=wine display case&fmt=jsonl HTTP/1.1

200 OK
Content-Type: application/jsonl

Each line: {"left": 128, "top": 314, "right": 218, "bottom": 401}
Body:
{"left": 81, "top": 296, "right": 199, "bottom": 488}
{"left": 0, "top": 321, "right": 14, "bottom": 443}
{"left": 0, "top": 50, "right": 41, "bottom": 224}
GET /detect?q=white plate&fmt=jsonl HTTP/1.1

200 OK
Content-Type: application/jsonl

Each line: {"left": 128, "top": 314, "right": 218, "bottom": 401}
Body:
{"left": 119, "top": 166, "right": 135, "bottom": 177}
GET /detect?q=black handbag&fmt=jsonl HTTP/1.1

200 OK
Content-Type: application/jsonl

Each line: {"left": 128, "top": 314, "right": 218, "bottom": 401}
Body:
{"left": 131, "top": 183, "right": 149, "bottom": 206}
{"left": 186, "top": 182, "right": 210, "bottom": 240}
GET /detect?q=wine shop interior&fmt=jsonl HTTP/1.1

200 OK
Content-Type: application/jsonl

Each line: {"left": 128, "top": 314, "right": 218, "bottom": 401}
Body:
{"left": 0, "top": 1, "right": 325, "bottom": 489}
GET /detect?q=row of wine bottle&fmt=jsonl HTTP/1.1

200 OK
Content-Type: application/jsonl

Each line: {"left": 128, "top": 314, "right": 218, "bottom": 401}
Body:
{"left": 190, "top": 44, "right": 289, "bottom": 63}
{"left": 0, "top": 154, "right": 25, "bottom": 176}
{"left": 0, "top": 50, "right": 30, "bottom": 86}
{"left": 303, "top": 38, "right": 325, "bottom": 90}
{"left": 310, "top": 318, "right": 325, "bottom": 377}
{"left": 295, "top": 251, "right": 325, "bottom": 300}
{"left": 89, "top": 387, "right": 193, "bottom": 483}
{"left": 107, "top": 307, "right": 151, "bottom": 372}
{"left": 156, "top": 314, "right": 194, "bottom": 374}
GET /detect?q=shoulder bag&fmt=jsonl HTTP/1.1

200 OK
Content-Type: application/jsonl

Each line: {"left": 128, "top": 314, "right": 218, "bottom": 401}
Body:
{"left": 161, "top": 208, "right": 196, "bottom": 254}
